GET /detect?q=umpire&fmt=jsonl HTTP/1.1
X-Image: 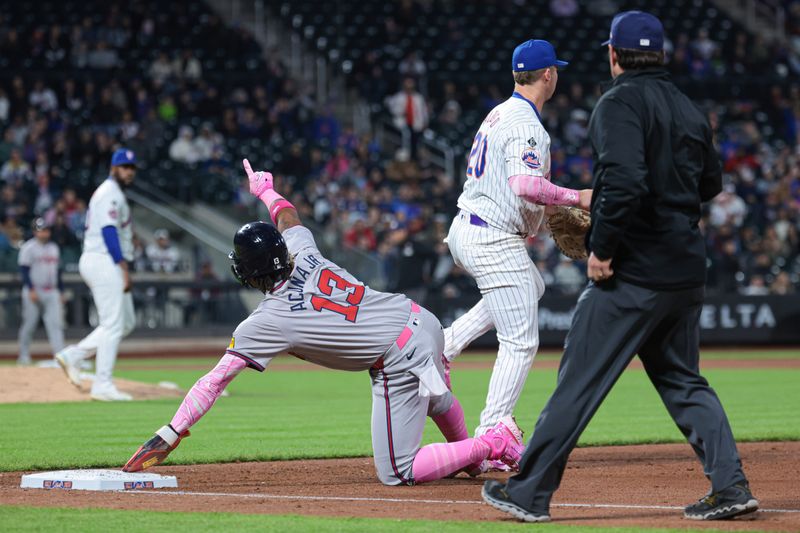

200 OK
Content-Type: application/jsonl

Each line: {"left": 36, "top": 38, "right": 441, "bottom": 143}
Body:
{"left": 482, "top": 11, "right": 758, "bottom": 522}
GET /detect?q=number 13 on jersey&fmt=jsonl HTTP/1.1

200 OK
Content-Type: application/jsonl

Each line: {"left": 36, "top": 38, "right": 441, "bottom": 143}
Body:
{"left": 466, "top": 132, "right": 488, "bottom": 179}
{"left": 310, "top": 269, "right": 364, "bottom": 322}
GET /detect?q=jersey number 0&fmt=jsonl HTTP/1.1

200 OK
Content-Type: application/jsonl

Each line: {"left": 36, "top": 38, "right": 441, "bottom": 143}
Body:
{"left": 310, "top": 269, "right": 364, "bottom": 323}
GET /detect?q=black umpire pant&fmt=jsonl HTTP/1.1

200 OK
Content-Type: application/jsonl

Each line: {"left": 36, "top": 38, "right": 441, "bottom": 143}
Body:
{"left": 505, "top": 278, "right": 747, "bottom": 513}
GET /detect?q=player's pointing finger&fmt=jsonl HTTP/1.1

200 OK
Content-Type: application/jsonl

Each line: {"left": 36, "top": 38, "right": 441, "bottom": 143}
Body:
{"left": 243, "top": 158, "right": 253, "bottom": 177}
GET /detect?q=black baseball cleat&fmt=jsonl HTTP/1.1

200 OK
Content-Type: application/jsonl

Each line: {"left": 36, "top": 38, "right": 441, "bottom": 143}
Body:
{"left": 481, "top": 480, "right": 551, "bottom": 523}
{"left": 684, "top": 482, "right": 759, "bottom": 520}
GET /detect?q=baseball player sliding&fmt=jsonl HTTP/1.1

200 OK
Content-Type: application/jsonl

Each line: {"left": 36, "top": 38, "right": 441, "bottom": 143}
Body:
{"left": 123, "top": 160, "right": 524, "bottom": 485}
{"left": 444, "top": 39, "right": 590, "bottom": 471}
{"left": 56, "top": 149, "right": 138, "bottom": 401}
{"left": 17, "top": 218, "right": 65, "bottom": 365}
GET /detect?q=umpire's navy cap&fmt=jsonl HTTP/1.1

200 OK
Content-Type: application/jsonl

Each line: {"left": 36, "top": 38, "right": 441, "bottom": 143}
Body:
{"left": 602, "top": 11, "right": 664, "bottom": 51}
{"left": 111, "top": 148, "right": 137, "bottom": 167}
{"left": 512, "top": 39, "right": 568, "bottom": 72}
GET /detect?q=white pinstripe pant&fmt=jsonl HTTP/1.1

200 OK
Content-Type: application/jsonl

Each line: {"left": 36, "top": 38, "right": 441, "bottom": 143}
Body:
{"left": 445, "top": 213, "right": 544, "bottom": 435}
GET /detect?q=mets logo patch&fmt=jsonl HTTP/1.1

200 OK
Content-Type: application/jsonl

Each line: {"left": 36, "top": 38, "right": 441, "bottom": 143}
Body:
{"left": 521, "top": 148, "right": 541, "bottom": 169}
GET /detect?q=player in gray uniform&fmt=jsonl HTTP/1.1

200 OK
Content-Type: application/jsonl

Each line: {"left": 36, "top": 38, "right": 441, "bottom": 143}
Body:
{"left": 17, "top": 218, "right": 65, "bottom": 365}
{"left": 123, "top": 160, "right": 524, "bottom": 485}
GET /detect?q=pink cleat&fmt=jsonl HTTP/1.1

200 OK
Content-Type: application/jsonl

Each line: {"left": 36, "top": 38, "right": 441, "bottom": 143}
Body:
{"left": 486, "top": 459, "right": 515, "bottom": 472}
{"left": 478, "top": 416, "right": 525, "bottom": 471}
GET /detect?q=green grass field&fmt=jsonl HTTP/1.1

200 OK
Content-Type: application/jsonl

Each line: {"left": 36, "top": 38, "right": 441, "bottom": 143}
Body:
{"left": 2, "top": 349, "right": 798, "bottom": 531}
{"left": 0, "top": 505, "right": 723, "bottom": 533}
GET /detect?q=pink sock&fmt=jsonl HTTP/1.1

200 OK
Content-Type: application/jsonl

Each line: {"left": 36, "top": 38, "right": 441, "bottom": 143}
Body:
{"left": 431, "top": 397, "right": 468, "bottom": 442}
{"left": 412, "top": 438, "right": 491, "bottom": 483}
{"left": 169, "top": 354, "right": 246, "bottom": 433}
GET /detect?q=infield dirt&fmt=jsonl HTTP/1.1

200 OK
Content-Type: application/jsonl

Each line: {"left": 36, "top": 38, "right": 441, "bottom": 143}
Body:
{"left": 2, "top": 442, "right": 798, "bottom": 531}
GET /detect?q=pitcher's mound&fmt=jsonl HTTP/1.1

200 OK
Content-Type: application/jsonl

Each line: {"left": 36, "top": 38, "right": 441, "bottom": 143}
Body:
{"left": 0, "top": 367, "right": 184, "bottom": 404}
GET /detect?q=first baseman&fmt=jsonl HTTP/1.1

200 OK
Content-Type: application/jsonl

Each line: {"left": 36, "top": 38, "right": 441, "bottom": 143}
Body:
{"left": 56, "top": 149, "right": 137, "bottom": 401}
{"left": 17, "top": 218, "right": 65, "bottom": 365}
{"left": 482, "top": 12, "right": 757, "bottom": 522}
{"left": 123, "top": 159, "right": 525, "bottom": 485}
{"left": 444, "top": 39, "right": 590, "bottom": 468}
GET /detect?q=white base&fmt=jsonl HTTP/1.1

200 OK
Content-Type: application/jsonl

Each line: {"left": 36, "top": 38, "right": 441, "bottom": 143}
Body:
{"left": 20, "top": 469, "right": 178, "bottom": 491}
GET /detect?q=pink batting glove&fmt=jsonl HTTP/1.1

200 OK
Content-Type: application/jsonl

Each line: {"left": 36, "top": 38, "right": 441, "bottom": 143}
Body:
{"left": 242, "top": 158, "right": 273, "bottom": 198}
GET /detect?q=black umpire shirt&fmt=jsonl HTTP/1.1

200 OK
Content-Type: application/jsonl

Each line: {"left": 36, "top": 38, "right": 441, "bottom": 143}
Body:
{"left": 587, "top": 68, "right": 722, "bottom": 290}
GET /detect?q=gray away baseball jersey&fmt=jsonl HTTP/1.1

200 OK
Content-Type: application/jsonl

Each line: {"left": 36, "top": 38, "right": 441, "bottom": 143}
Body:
{"left": 227, "top": 226, "right": 412, "bottom": 371}
{"left": 18, "top": 238, "right": 60, "bottom": 289}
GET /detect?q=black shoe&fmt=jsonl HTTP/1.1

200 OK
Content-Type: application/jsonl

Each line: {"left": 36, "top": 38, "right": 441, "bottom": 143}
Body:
{"left": 481, "top": 480, "right": 550, "bottom": 523}
{"left": 684, "top": 482, "right": 759, "bottom": 520}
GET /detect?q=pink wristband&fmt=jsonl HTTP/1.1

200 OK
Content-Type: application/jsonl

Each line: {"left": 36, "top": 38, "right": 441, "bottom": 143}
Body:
{"left": 508, "top": 174, "right": 579, "bottom": 206}
{"left": 258, "top": 189, "right": 295, "bottom": 224}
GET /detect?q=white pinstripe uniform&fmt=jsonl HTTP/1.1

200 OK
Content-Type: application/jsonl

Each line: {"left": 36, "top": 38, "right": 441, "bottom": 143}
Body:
{"left": 445, "top": 93, "right": 550, "bottom": 436}
{"left": 64, "top": 177, "right": 136, "bottom": 392}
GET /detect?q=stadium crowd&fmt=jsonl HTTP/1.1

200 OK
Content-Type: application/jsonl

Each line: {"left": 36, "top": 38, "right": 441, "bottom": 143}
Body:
{"left": 1, "top": 1, "right": 798, "bottom": 301}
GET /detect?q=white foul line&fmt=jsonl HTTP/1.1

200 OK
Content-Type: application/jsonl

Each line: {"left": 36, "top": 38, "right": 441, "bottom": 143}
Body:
{"left": 124, "top": 489, "right": 800, "bottom": 514}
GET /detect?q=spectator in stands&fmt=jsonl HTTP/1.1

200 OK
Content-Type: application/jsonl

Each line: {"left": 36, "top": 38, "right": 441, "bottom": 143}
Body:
{"left": 131, "top": 233, "right": 148, "bottom": 273}
{"left": 437, "top": 81, "right": 462, "bottom": 126}
{"left": 173, "top": 49, "right": 202, "bottom": 81}
{"left": 29, "top": 81, "right": 58, "bottom": 113}
{"left": 0, "top": 129, "right": 16, "bottom": 162}
{"left": 343, "top": 218, "right": 377, "bottom": 252}
{"left": 311, "top": 106, "right": 341, "bottom": 148}
{"left": 709, "top": 184, "right": 747, "bottom": 227}
{"left": 388, "top": 225, "right": 437, "bottom": 305}
{"left": 1, "top": 149, "right": 33, "bottom": 187}
{"left": 0, "top": 87, "right": 11, "bottom": 126}
{"left": 770, "top": 272, "right": 795, "bottom": 295}
{"left": 740, "top": 275, "right": 769, "bottom": 296}
{"left": 87, "top": 41, "right": 120, "bottom": 69}
{"left": 0, "top": 215, "right": 22, "bottom": 246}
{"left": 563, "top": 108, "right": 590, "bottom": 146}
{"left": 193, "top": 123, "right": 221, "bottom": 162}
{"left": 33, "top": 174, "right": 54, "bottom": 216}
{"left": 158, "top": 95, "right": 178, "bottom": 122}
{"left": 550, "top": 0, "right": 579, "bottom": 17}
{"left": 149, "top": 52, "right": 175, "bottom": 83}
{"left": 169, "top": 126, "right": 200, "bottom": 164}
{"left": 692, "top": 28, "right": 718, "bottom": 62}
{"left": 553, "top": 256, "right": 584, "bottom": 295}
{"left": 146, "top": 229, "right": 181, "bottom": 273}
{"left": 385, "top": 77, "right": 429, "bottom": 157}
{"left": 67, "top": 200, "right": 87, "bottom": 240}
{"left": 187, "top": 260, "right": 221, "bottom": 324}
{"left": 398, "top": 50, "right": 427, "bottom": 84}
{"left": 708, "top": 239, "right": 740, "bottom": 293}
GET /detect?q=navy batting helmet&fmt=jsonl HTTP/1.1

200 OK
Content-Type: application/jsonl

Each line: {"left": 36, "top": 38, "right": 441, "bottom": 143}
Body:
{"left": 228, "top": 221, "right": 292, "bottom": 293}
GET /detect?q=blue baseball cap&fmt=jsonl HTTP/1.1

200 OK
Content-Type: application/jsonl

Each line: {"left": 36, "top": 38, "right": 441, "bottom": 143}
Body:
{"left": 512, "top": 39, "right": 568, "bottom": 72}
{"left": 111, "top": 148, "right": 137, "bottom": 167}
{"left": 602, "top": 11, "right": 664, "bottom": 51}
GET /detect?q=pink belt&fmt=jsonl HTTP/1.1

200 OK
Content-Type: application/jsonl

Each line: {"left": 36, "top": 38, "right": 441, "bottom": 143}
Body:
{"left": 395, "top": 301, "right": 421, "bottom": 350}
{"left": 371, "top": 301, "right": 421, "bottom": 370}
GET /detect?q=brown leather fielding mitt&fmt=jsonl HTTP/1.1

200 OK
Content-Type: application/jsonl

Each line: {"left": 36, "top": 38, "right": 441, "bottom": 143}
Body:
{"left": 546, "top": 207, "right": 590, "bottom": 260}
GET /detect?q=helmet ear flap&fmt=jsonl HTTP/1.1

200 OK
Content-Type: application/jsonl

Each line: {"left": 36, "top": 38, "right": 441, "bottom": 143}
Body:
{"left": 228, "top": 251, "right": 247, "bottom": 286}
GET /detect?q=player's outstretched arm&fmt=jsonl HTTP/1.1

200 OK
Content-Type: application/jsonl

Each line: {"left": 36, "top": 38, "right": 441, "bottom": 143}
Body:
{"left": 243, "top": 159, "right": 302, "bottom": 232}
{"left": 509, "top": 174, "right": 592, "bottom": 211}
{"left": 123, "top": 353, "right": 247, "bottom": 472}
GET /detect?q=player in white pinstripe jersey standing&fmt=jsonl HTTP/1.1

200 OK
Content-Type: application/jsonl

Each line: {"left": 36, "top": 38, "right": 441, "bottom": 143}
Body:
{"left": 444, "top": 40, "right": 591, "bottom": 471}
